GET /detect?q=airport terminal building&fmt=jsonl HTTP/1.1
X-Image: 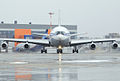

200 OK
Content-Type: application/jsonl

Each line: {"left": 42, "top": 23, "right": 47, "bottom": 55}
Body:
{"left": 0, "top": 23, "right": 77, "bottom": 39}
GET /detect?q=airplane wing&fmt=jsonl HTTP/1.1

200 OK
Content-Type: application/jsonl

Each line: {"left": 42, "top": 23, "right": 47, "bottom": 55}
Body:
{"left": 27, "top": 39, "right": 50, "bottom": 46}
{"left": 70, "top": 32, "right": 87, "bottom": 37}
{"left": 70, "top": 38, "right": 118, "bottom": 46}
{"left": 0, "top": 38, "right": 50, "bottom": 46}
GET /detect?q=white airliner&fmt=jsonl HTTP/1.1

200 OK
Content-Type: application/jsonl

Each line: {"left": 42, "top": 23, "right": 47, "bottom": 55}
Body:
{"left": 0, "top": 25, "right": 119, "bottom": 53}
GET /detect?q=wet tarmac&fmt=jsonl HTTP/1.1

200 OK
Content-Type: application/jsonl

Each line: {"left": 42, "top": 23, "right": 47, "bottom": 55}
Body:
{"left": 0, "top": 52, "right": 120, "bottom": 81}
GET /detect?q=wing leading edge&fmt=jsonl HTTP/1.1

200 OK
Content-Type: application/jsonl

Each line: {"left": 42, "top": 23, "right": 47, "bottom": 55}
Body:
{"left": 0, "top": 38, "right": 50, "bottom": 46}
{"left": 70, "top": 38, "right": 117, "bottom": 46}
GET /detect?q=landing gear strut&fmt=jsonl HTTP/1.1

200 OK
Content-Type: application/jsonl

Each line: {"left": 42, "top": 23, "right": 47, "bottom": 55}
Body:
{"left": 73, "top": 46, "right": 78, "bottom": 53}
{"left": 41, "top": 47, "right": 47, "bottom": 53}
{"left": 57, "top": 45, "right": 63, "bottom": 54}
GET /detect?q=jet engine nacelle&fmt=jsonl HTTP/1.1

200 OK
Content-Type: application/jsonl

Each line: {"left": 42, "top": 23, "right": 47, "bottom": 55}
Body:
{"left": 24, "top": 43, "right": 30, "bottom": 49}
{"left": 112, "top": 42, "right": 118, "bottom": 49}
{"left": 90, "top": 43, "right": 96, "bottom": 50}
{"left": 1, "top": 42, "right": 8, "bottom": 49}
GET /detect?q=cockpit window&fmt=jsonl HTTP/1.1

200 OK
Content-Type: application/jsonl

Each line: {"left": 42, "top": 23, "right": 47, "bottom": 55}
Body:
{"left": 56, "top": 31, "right": 65, "bottom": 35}
{"left": 61, "top": 31, "right": 65, "bottom": 35}
{"left": 56, "top": 31, "right": 61, "bottom": 35}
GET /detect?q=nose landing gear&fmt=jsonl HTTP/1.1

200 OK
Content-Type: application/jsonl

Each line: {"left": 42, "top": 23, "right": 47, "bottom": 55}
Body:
{"left": 57, "top": 49, "right": 63, "bottom": 53}
{"left": 57, "top": 45, "right": 63, "bottom": 53}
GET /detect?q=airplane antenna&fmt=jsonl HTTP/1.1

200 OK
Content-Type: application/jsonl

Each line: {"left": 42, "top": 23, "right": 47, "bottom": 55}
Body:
{"left": 58, "top": 9, "right": 61, "bottom": 26}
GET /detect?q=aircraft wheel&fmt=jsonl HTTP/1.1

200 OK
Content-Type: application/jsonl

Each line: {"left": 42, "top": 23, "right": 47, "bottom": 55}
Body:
{"left": 57, "top": 49, "right": 59, "bottom": 54}
{"left": 60, "top": 49, "right": 63, "bottom": 53}
{"left": 73, "top": 49, "right": 78, "bottom": 53}
{"left": 57, "top": 49, "right": 63, "bottom": 54}
{"left": 72, "top": 50, "right": 75, "bottom": 53}
{"left": 45, "top": 49, "right": 47, "bottom": 53}
{"left": 41, "top": 50, "right": 43, "bottom": 53}
{"left": 76, "top": 49, "right": 78, "bottom": 53}
{"left": 41, "top": 49, "right": 47, "bottom": 53}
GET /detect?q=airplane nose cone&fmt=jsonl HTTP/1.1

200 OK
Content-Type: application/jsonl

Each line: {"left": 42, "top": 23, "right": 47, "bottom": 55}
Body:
{"left": 57, "top": 34, "right": 66, "bottom": 40}
{"left": 53, "top": 34, "right": 68, "bottom": 41}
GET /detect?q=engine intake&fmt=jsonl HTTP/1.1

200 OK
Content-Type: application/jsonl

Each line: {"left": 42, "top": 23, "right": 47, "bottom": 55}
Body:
{"left": 112, "top": 42, "right": 118, "bottom": 49}
{"left": 24, "top": 43, "right": 30, "bottom": 49}
{"left": 1, "top": 42, "right": 8, "bottom": 49}
{"left": 90, "top": 43, "right": 96, "bottom": 50}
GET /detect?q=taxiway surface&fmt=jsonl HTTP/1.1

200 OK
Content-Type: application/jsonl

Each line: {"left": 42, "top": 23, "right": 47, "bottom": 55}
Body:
{"left": 0, "top": 52, "right": 120, "bottom": 81}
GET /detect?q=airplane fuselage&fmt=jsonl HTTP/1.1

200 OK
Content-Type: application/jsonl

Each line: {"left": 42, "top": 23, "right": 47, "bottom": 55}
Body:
{"left": 49, "top": 26, "right": 71, "bottom": 48}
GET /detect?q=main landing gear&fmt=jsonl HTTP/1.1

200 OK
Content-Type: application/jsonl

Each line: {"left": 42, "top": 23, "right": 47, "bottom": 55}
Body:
{"left": 72, "top": 46, "right": 78, "bottom": 53}
{"left": 41, "top": 47, "right": 47, "bottom": 53}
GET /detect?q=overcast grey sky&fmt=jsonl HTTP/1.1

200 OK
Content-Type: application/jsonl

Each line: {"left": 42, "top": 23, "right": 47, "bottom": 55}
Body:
{"left": 0, "top": 0, "right": 120, "bottom": 37}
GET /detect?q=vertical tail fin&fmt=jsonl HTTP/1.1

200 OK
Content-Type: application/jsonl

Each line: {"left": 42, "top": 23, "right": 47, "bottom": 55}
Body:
{"left": 48, "top": 29, "right": 51, "bottom": 35}
{"left": 45, "top": 28, "right": 51, "bottom": 35}
{"left": 42, "top": 29, "right": 51, "bottom": 39}
{"left": 45, "top": 29, "right": 48, "bottom": 34}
